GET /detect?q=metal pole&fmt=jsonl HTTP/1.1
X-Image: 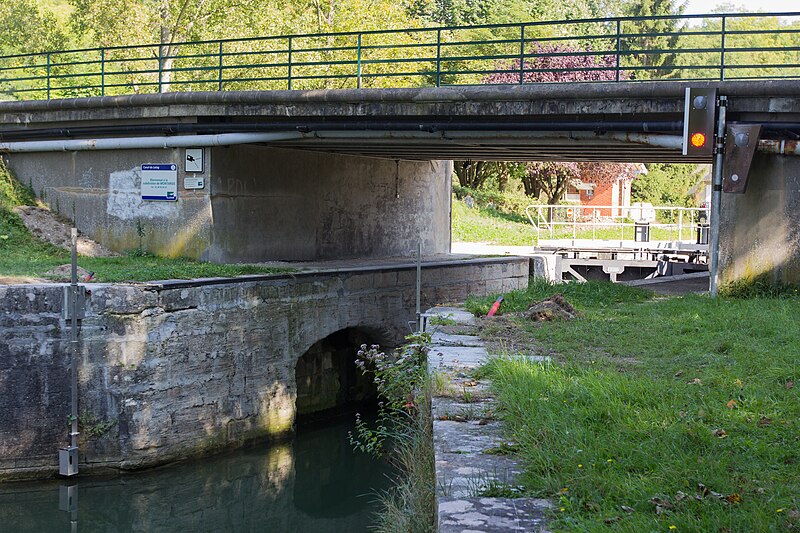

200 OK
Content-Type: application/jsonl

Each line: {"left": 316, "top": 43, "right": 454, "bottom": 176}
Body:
{"left": 615, "top": 19, "right": 621, "bottom": 82}
{"left": 70, "top": 228, "right": 79, "bottom": 452}
{"left": 709, "top": 96, "right": 727, "bottom": 297}
{"left": 287, "top": 37, "right": 293, "bottom": 90}
{"left": 100, "top": 49, "right": 106, "bottom": 97}
{"left": 217, "top": 41, "right": 224, "bottom": 91}
{"left": 69, "top": 228, "right": 78, "bottom": 448}
{"left": 519, "top": 25, "right": 525, "bottom": 84}
{"left": 435, "top": 30, "right": 442, "bottom": 87}
{"left": 416, "top": 240, "right": 422, "bottom": 332}
{"left": 356, "top": 34, "right": 362, "bottom": 89}
{"left": 46, "top": 53, "right": 51, "bottom": 100}
{"left": 720, "top": 16, "right": 726, "bottom": 81}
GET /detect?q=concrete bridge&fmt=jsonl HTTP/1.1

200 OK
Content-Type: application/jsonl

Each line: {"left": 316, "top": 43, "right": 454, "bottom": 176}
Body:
{"left": 0, "top": 258, "right": 528, "bottom": 479}
{"left": 1, "top": 81, "right": 799, "bottom": 284}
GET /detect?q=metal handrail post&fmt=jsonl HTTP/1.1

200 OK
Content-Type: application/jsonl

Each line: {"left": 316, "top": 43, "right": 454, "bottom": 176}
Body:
{"left": 217, "top": 41, "right": 224, "bottom": 91}
{"left": 519, "top": 25, "right": 526, "bottom": 84}
{"left": 435, "top": 30, "right": 442, "bottom": 87}
{"left": 157, "top": 44, "right": 163, "bottom": 93}
{"left": 720, "top": 16, "right": 726, "bottom": 81}
{"left": 46, "top": 53, "right": 51, "bottom": 100}
{"left": 356, "top": 33, "right": 362, "bottom": 89}
{"left": 615, "top": 19, "right": 621, "bottom": 82}
{"left": 100, "top": 49, "right": 106, "bottom": 96}
{"left": 287, "top": 37, "right": 293, "bottom": 90}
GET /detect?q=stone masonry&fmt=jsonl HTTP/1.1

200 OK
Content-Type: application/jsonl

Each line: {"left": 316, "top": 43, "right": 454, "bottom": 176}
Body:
{"left": 0, "top": 257, "right": 528, "bottom": 480}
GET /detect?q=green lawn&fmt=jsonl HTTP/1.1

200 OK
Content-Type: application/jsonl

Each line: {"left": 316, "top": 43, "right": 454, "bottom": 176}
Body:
{"left": 452, "top": 198, "right": 702, "bottom": 246}
{"left": 467, "top": 281, "right": 800, "bottom": 531}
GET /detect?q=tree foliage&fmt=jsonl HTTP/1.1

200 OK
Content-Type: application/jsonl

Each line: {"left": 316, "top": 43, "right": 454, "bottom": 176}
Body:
{"left": 631, "top": 163, "right": 703, "bottom": 207}
{"left": 619, "top": 0, "right": 685, "bottom": 79}
{"left": 484, "top": 41, "right": 626, "bottom": 84}
{"left": 0, "top": 1, "right": 66, "bottom": 55}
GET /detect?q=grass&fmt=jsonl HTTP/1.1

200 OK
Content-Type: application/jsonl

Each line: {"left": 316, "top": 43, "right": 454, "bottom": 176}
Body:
{"left": 452, "top": 199, "right": 535, "bottom": 246}
{"left": 471, "top": 281, "right": 800, "bottom": 531}
{"left": 0, "top": 161, "right": 288, "bottom": 282}
{"left": 452, "top": 196, "right": 703, "bottom": 247}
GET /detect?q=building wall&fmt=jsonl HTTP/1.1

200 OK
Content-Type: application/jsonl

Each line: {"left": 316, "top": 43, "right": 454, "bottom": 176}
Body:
{"left": 0, "top": 258, "right": 529, "bottom": 480}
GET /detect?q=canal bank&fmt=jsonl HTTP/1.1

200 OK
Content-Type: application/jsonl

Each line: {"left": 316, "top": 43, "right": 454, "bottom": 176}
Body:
{"left": 1, "top": 256, "right": 528, "bottom": 480}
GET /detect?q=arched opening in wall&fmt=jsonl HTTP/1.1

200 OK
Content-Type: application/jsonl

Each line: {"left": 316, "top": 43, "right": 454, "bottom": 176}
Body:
{"left": 294, "top": 328, "right": 380, "bottom": 424}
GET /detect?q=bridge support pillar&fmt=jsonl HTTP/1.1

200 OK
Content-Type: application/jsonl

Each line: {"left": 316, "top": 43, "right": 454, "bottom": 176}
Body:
{"left": 718, "top": 154, "right": 800, "bottom": 287}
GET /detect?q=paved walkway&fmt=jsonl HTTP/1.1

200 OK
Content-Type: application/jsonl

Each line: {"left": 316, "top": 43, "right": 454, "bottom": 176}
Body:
{"left": 426, "top": 307, "right": 552, "bottom": 533}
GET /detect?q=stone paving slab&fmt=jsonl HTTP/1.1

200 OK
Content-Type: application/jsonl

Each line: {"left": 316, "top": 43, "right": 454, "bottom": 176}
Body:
{"left": 431, "top": 331, "right": 486, "bottom": 347}
{"left": 427, "top": 306, "right": 553, "bottom": 532}
{"left": 438, "top": 497, "right": 553, "bottom": 533}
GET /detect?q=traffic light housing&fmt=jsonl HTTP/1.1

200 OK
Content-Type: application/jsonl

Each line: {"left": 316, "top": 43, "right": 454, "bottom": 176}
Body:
{"left": 682, "top": 88, "right": 717, "bottom": 157}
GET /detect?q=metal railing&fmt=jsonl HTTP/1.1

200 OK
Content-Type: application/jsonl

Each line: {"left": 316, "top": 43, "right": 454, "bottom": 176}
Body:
{"left": 1, "top": 12, "right": 799, "bottom": 100}
{"left": 526, "top": 204, "right": 711, "bottom": 243}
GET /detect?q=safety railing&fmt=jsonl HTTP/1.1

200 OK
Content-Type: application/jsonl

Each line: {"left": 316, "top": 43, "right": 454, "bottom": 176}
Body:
{"left": 1, "top": 12, "right": 799, "bottom": 100}
{"left": 525, "top": 204, "right": 711, "bottom": 244}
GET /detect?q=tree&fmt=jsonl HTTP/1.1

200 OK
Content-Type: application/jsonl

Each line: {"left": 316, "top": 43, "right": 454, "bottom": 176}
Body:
{"left": 483, "top": 41, "right": 626, "bottom": 84}
{"left": 483, "top": 43, "right": 639, "bottom": 205}
{"left": 0, "top": 1, "right": 66, "bottom": 55}
{"left": 522, "top": 161, "right": 579, "bottom": 204}
{"left": 453, "top": 160, "right": 523, "bottom": 190}
{"left": 631, "top": 163, "right": 703, "bottom": 206}
{"left": 619, "top": 0, "right": 685, "bottom": 79}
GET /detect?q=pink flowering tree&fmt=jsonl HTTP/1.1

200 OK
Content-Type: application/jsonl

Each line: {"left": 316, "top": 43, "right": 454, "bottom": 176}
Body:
{"left": 483, "top": 42, "right": 627, "bottom": 85}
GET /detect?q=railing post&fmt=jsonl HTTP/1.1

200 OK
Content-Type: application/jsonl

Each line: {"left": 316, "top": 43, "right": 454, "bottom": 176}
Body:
{"left": 217, "top": 41, "right": 224, "bottom": 91}
{"left": 436, "top": 29, "right": 442, "bottom": 87}
{"left": 519, "top": 24, "right": 526, "bottom": 84}
{"left": 100, "top": 49, "right": 106, "bottom": 97}
{"left": 615, "top": 19, "right": 621, "bottom": 82}
{"left": 157, "top": 44, "right": 163, "bottom": 93}
{"left": 46, "top": 52, "right": 51, "bottom": 100}
{"left": 357, "top": 33, "right": 362, "bottom": 89}
{"left": 720, "top": 16, "right": 726, "bottom": 81}
{"left": 287, "top": 37, "right": 293, "bottom": 90}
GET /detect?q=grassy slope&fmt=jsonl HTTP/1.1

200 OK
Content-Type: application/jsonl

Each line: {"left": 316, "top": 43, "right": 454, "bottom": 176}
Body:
{"left": 452, "top": 199, "right": 535, "bottom": 246}
{"left": 467, "top": 281, "right": 800, "bottom": 531}
{"left": 0, "top": 163, "right": 287, "bottom": 282}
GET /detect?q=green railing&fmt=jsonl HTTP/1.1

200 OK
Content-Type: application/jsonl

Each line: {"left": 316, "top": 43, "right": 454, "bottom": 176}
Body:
{"left": 1, "top": 12, "right": 799, "bottom": 100}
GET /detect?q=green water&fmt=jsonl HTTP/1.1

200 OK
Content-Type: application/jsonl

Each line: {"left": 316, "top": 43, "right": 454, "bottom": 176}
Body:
{"left": 0, "top": 417, "right": 393, "bottom": 532}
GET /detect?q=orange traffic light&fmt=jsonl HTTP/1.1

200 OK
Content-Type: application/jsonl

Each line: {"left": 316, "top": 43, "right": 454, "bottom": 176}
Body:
{"left": 690, "top": 132, "right": 706, "bottom": 148}
{"left": 683, "top": 88, "right": 717, "bottom": 157}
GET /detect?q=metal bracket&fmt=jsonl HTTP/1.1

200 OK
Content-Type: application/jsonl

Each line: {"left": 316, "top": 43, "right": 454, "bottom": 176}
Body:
{"left": 722, "top": 124, "right": 761, "bottom": 194}
{"left": 61, "top": 286, "right": 86, "bottom": 320}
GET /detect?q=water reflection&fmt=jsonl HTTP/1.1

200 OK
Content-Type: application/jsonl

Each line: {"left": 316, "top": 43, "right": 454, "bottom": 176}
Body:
{"left": 0, "top": 417, "right": 393, "bottom": 532}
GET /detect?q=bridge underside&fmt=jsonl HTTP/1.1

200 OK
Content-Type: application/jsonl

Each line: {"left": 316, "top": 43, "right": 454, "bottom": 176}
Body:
{"left": 1, "top": 81, "right": 798, "bottom": 163}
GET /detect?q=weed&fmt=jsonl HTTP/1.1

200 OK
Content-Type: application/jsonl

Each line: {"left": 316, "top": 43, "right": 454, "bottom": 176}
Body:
{"left": 428, "top": 314, "right": 457, "bottom": 326}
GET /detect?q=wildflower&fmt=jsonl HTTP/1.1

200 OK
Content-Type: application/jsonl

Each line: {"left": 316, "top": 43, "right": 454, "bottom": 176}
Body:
{"left": 669, "top": 526, "right": 677, "bottom": 530}
{"left": 578, "top": 464, "right": 583, "bottom": 468}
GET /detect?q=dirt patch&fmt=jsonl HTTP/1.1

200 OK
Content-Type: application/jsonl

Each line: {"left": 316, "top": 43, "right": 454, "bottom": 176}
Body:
{"left": 0, "top": 276, "right": 48, "bottom": 284}
{"left": 12, "top": 206, "right": 118, "bottom": 257}
{"left": 479, "top": 315, "right": 551, "bottom": 358}
{"left": 525, "top": 293, "right": 578, "bottom": 321}
{"left": 44, "top": 265, "right": 93, "bottom": 283}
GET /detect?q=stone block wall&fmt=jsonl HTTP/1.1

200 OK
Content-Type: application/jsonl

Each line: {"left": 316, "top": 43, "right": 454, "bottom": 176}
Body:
{"left": 0, "top": 257, "right": 528, "bottom": 479}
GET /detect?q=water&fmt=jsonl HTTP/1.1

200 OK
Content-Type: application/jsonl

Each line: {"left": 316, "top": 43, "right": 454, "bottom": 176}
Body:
{"left": 0, "top": 417, "right": 393, "bottom": 532}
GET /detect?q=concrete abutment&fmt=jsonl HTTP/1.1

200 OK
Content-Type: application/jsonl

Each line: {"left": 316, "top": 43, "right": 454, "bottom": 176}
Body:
{"left": 719, "top": 154, "right": 800, "bottom": 286}
{"left": 4, "top": 146, "right": 451, "bottom": 262}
